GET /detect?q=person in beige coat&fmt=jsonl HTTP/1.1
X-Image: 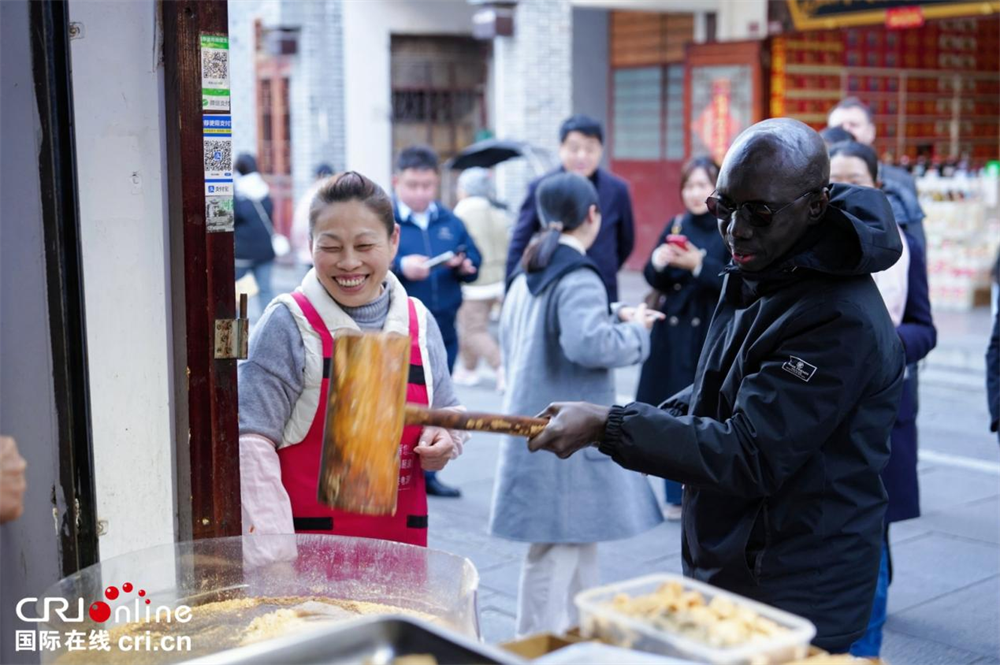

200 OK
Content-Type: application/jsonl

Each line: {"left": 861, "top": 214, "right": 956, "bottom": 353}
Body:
{"left": 453, "top": 168, "right": 510, "bottom": 389}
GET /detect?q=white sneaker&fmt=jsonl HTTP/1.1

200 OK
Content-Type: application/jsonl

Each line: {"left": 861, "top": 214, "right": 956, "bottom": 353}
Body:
{"left": 664, "top": 504, "right": 683, "bottom": 521}
{"left": 452, "top": 366, "right": 480, "bottom": 387}
{"left": 495, "top": 366, "right": 506, "bottom": 394}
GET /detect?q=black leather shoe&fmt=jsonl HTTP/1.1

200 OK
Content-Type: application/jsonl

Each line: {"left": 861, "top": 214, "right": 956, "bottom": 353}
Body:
{"left": 425, "top": 475, "right": 462, "bottom": 498}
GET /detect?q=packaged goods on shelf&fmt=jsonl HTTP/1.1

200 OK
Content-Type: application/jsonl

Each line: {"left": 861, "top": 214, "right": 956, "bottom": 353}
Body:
{"left": 919, "top": 172, "right": 1000, "bottom": 311}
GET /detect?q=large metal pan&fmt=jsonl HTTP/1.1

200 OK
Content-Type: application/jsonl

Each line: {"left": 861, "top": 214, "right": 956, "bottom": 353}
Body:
{"left": 184, "top": 614, "right": 525, "bottom": 665}
{"left": 36, "top": 535, "right": 480, "bottom": 664}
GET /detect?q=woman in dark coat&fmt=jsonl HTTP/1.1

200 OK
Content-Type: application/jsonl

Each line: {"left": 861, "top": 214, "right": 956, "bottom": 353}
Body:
{"left": 635, "top": 157, "right": 728, "bottom": 519}
{"left": 234, "top": 153, "right": 277, "bottom": 312}
{"left": 882, "top": 235, "right": 935, "bottom": 521}
{"left": 829, "top": 140, "right": 937, "bottom": 658}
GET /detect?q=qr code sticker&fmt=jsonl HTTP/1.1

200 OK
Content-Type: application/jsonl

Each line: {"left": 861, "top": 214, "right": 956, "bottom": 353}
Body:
{"left": 201, "top": 49, "right": 228, "bottom": 84}
{"left": 204, "top": 139, "right": 231, "bottom": 174}
{"left": 206, "top": 195, "right": 234, "bottom": 233}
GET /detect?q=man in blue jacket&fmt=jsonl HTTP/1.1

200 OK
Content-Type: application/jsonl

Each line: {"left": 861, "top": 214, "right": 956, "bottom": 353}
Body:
{"left": 392, "top": 145, "right": 482, "bottom": 497}
{"left": 505, "top": 115, "right": 635, "bottom": 301}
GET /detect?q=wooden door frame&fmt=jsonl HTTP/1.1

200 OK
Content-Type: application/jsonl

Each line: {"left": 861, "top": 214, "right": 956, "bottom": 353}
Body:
{"left": 29, "top": 0, "right": 100, "bottom": 573}
{"left": 683, "top": 40, "right": 767, "bottom": 159}
{"left": 163, "top": 0, "right": 241, "bottom": 541}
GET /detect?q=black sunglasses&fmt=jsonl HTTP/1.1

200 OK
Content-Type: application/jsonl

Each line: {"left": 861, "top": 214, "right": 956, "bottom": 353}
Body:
{"left": 706, "top": 188, "right": 823, "bottom": 227}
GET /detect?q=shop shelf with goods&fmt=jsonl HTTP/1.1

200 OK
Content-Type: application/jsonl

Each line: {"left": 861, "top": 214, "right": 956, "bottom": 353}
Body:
{"left": 770, "top": 18, "right": 1000, "bottom": 167}
{"left": 919, "top": 169, "right": 1000, "bottom": 311}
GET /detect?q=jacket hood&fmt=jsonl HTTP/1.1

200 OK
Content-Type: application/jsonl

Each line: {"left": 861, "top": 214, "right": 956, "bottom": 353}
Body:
{"left": 796, "top": 183, "right": 902, "bottom": 276}
{"left": 509, "top": 244, "right": 610, "bottom": 306}
{"left": 732, "top": 183, "right": 903, "bottom": 282}
{"left": 235, "top": 172, "right": 270, "bottom": 201}
{"left": 882, "top": 178, "right": 923, "bottom": 228}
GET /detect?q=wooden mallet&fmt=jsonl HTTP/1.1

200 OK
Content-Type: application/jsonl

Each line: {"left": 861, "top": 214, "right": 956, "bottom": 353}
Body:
{"left": 317, "top": 332, "right": 548, "bottom": 515}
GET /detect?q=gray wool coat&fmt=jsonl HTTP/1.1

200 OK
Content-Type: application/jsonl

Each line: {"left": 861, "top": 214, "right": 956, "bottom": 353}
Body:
{"left": 488, "top": 258, "right": 664, "bottom": 543}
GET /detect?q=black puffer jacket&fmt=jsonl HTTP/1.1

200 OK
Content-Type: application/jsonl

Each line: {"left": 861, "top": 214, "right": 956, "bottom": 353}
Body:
{"left": 599, "top": 184, "right": 905, "bottom": 652}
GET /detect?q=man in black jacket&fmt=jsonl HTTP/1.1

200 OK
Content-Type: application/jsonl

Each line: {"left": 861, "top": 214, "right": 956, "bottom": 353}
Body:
{"left": 505, "top": 115, "right": 634, "bottom": 301}
{"left": 528, "top": 119, "right": 906, "bottom": 653}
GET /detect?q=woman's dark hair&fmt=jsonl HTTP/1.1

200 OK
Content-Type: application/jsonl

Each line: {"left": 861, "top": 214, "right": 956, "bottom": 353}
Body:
{"left": 235, "top": 153, "right": 258, "bottom": 175}
{"left": 521, "top": 172, "right": 599, "bottom": 273}
{"left": 680, "top": 155, "right": 720, "bottom": 192}
{"left": 828, "top": 140, "right": 879, "bottom": 184}
{"left": 309, "top": 171, "right": 395, "bottom": 238}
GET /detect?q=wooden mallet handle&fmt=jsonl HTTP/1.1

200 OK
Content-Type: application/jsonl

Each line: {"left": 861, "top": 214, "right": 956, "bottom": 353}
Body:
{"left": 404, "top": 405, "right": 548, "bottom": 438}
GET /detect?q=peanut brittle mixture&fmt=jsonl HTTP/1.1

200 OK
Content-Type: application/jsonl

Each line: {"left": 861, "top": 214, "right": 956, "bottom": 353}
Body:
{"left": 606, "top": 581, "right": 789, "bottom": 648}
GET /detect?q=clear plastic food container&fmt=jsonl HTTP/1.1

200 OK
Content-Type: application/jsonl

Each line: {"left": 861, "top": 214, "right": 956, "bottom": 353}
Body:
{"left": 574, "top": 573, "right": 816, "bottom": 665}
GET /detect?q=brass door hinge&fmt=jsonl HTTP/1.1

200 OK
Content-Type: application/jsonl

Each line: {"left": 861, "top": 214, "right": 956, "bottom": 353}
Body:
{"left": 214, "top": 293, "right": 249, "bottom": 359}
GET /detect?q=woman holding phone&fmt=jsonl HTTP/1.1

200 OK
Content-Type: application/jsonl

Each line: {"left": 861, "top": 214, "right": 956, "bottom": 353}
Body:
{"left": 635, "top": 156, "right": 728, "bottom": 520}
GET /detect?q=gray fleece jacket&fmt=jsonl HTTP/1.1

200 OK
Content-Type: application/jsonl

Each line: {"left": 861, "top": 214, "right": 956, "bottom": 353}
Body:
{"left": 489, "top": 241, "right": 663, "bottom": 543}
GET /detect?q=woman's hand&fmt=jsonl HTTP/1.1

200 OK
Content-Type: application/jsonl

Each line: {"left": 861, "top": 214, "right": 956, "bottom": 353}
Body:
{"left": 1, "top": 436, "right": 27, "bottom": 524}
{"left": 661, "top": 241, "right": 704, "bottom": 273}
{"left": 618, "top": 303, "right": 665, "bottom": 330}
{"left": 652, "top": 244, "right": 673, "bottom": 270}
{"left": 415, "top": 427, "right": 458, "bottom": 471}
{"left": 401, "top": 255, "right": 431, "bottom": 281}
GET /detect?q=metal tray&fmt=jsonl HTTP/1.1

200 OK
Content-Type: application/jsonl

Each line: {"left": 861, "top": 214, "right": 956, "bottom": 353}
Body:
{"left": 182, "top": 614, "right": 526, "bottom": 665}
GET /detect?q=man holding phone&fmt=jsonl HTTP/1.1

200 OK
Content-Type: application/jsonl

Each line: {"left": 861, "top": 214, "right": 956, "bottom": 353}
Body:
{"left": 392, "top": 145, "right": 482, "bottom": 497}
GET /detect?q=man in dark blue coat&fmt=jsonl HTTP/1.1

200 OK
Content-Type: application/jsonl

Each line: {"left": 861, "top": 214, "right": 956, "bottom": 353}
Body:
{"left": 391, "top": 145, "right": 482, "bottom": 498}
{"left": 827, "top": 97, "right": 925, "bottom": 251}
{"left": 528, "top": 119, "right": 906, "bottom": 653}
{"left": 505, "top": 115, "right": 634, "bottom": 301}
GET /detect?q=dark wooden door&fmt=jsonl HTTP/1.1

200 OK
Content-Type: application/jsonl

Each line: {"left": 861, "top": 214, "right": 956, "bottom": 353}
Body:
{"left": 163, "top": 0, "right": 241, "bottom": 541}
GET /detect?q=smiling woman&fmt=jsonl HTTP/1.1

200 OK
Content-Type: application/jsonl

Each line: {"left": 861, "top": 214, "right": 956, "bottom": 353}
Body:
{"left": 309, "top": 173, "right": 400, "bottom": 308}
{"left": 237, "top": 170, "right": 468, "bottom": 549}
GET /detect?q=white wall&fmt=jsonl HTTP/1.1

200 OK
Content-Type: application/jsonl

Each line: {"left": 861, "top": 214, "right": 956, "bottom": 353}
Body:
{"left": 1, "top": 3, "right": 65, "bottom": 661}
{"left": 715, "top": 0, "right": 767, "bottom": 41}
{"left": 285, "top": 0, "right": 346, "bottom": 202}
{"left": 492, "top": 0, "right": 573, "bottom": 210}
{"left": 342, "top": 0, "right": 478, "bottom": 190}
{"left": 570, "top": 0, "right": 767, "bottom": 41}
{"left": 68, "top": 0, "right": 176, "bottom": 559}
{"left": 571, "top": 0, "right": 721, "bottom": 12}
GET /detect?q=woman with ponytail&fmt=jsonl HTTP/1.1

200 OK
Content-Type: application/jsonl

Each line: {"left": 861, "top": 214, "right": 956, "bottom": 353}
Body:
{"left": 488, "top": 172, "right": 664, "bottom": 637}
